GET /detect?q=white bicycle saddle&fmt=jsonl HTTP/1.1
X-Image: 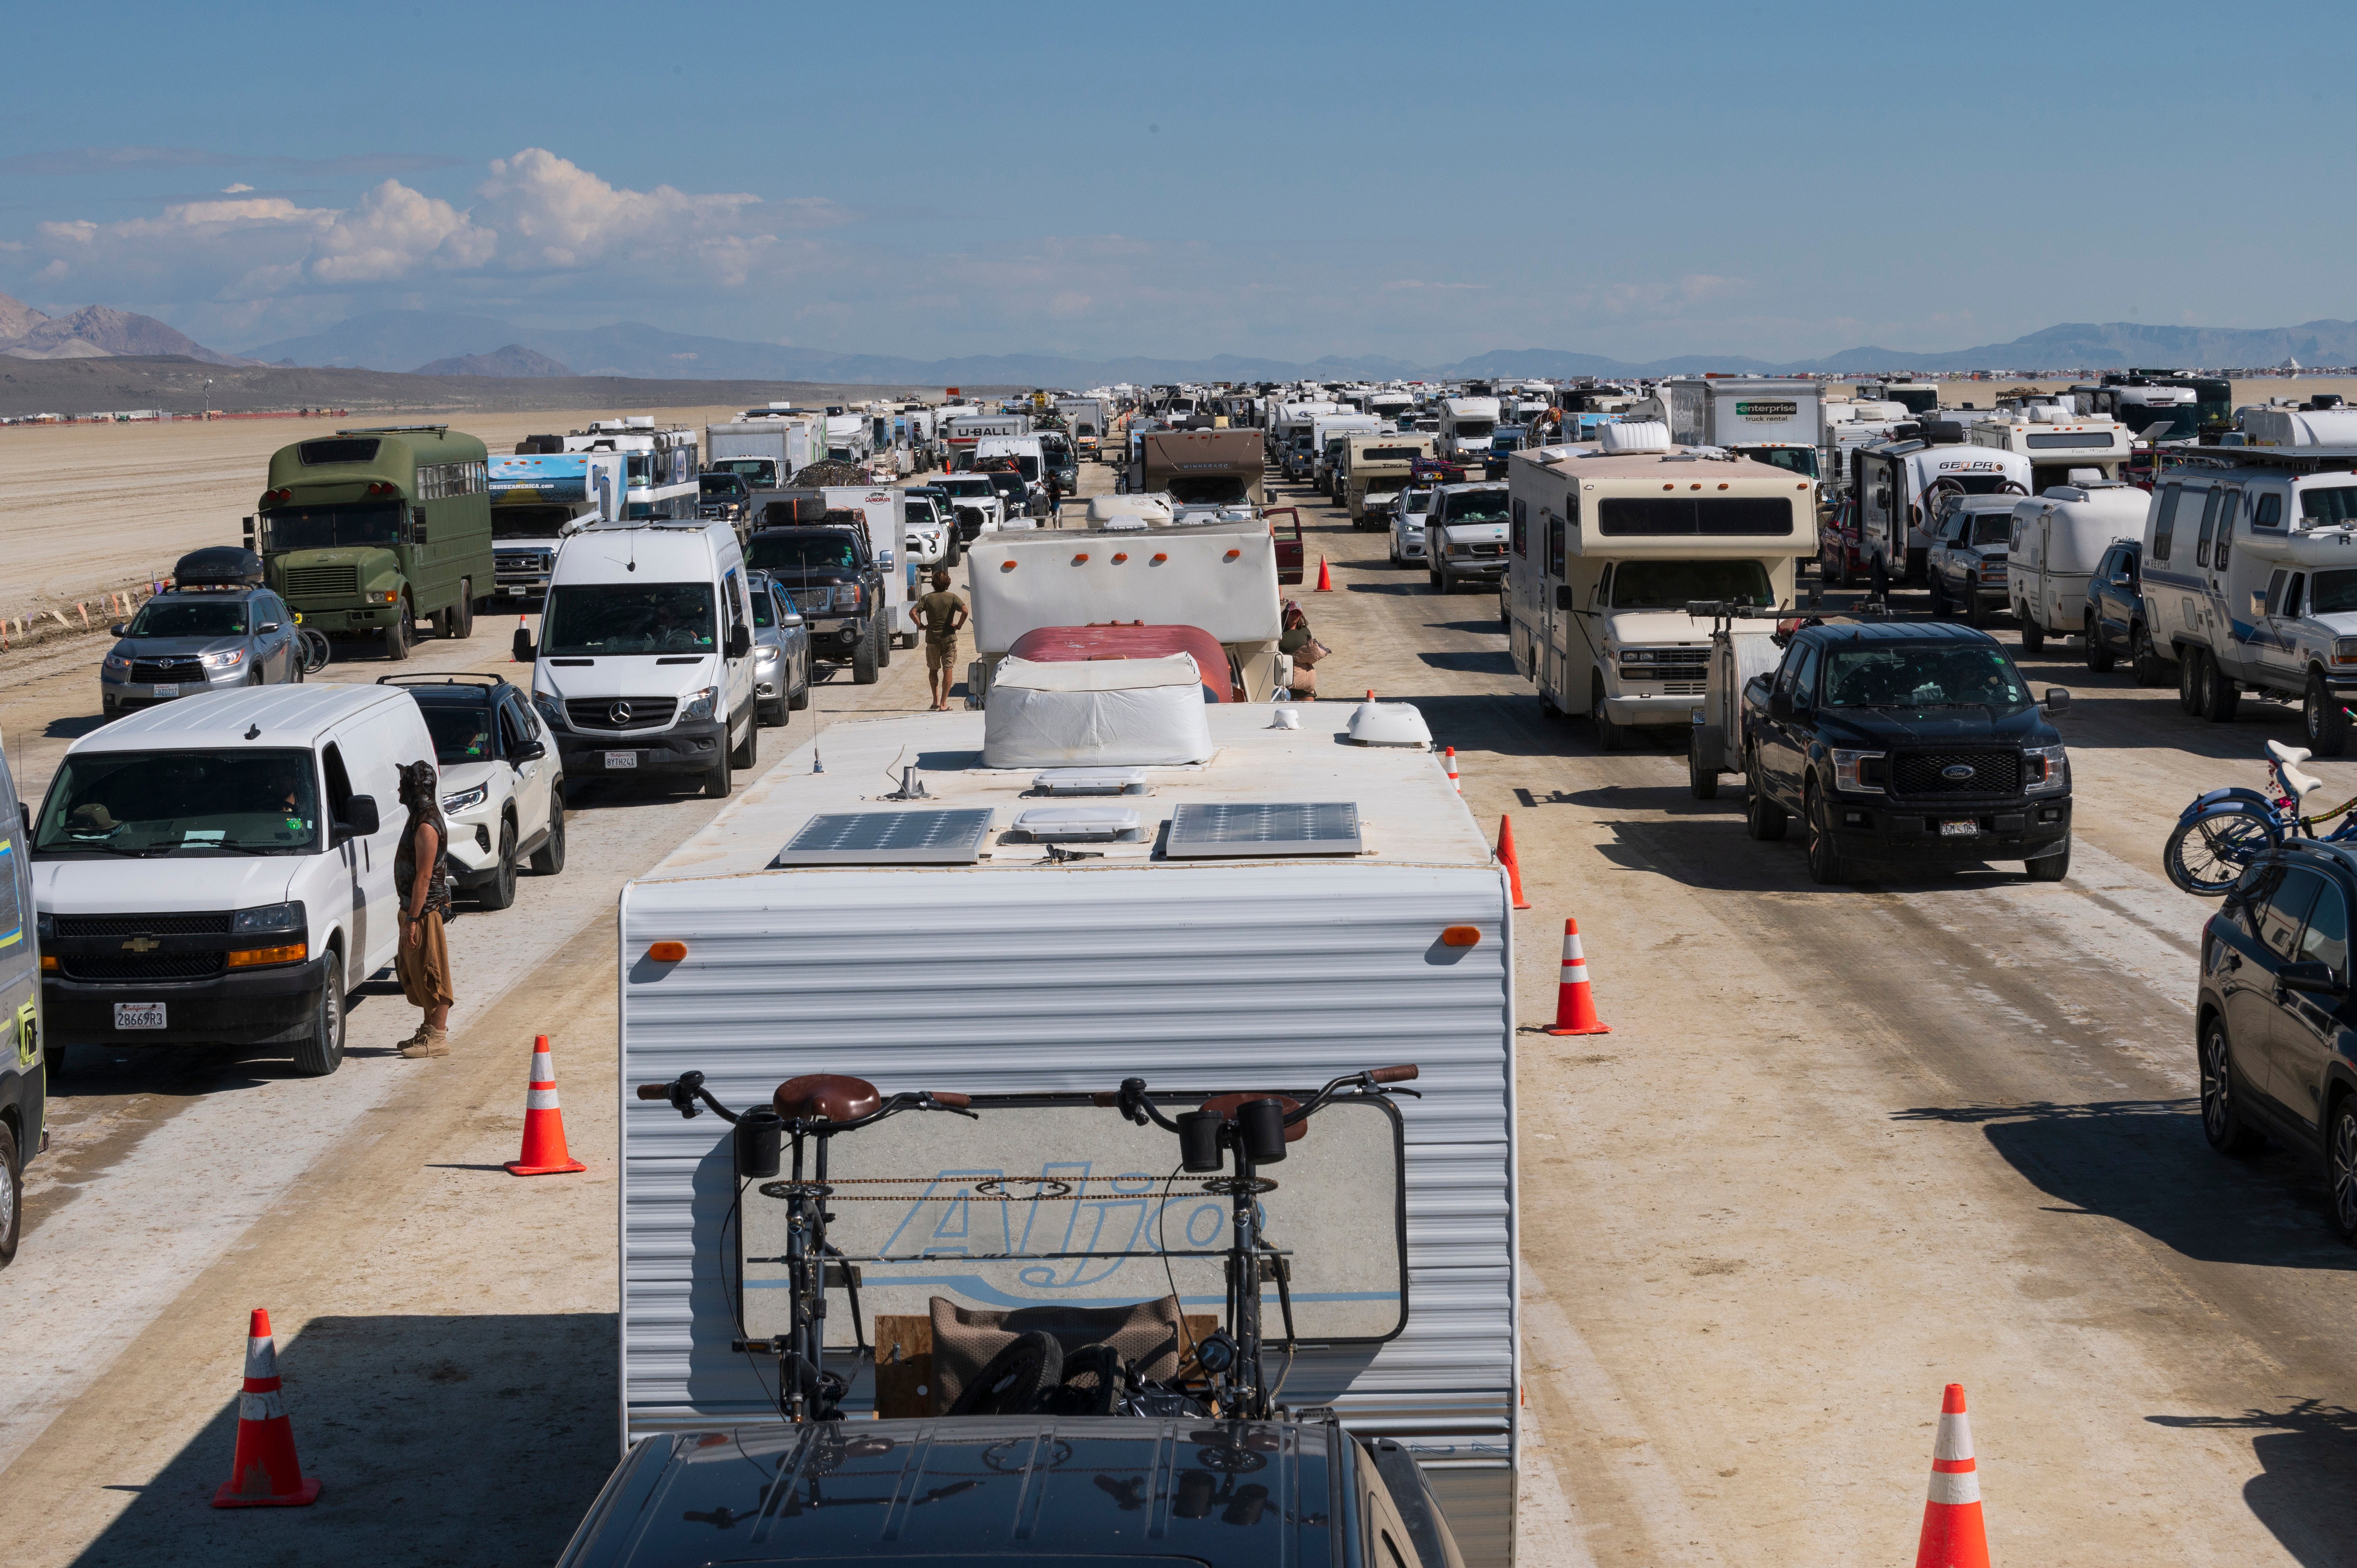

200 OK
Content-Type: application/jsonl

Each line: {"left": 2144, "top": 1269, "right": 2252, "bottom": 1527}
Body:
{"left": 2268, "top": 740, "right": 2325, "bottom": 807}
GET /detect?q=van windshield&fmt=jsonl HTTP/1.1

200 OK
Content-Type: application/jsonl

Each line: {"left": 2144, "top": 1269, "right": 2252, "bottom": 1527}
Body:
{"left": 127, "top": 599, "right": 249, "bottom": 637}
{"left": 1611, "top": 560, "right": 1774, "bottom": 609}
{"left": 1440, "top": 490, "right": 1511, "bottom": 524}
{"left": 539, "top": 582, "right": 716, "bottom": 656}
{"left": 1822, "top": 644, "right": 2032, "bottom": 713}
{"left": 34, "top": 748, "right": 320, "bottom": 858}
{"left": 267, "top": 501, "right": 404, "bottom": 552}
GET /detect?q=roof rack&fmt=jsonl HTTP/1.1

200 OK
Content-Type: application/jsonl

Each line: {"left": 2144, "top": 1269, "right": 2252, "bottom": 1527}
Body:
{"left": 2164, "top": 443, "right": 2357, "bottom": 473}
{"left": 375, "top": 672, "right": 512, "bottom": 690}
{"left": 337, "top": 424, "right": 449, "bottom": 435}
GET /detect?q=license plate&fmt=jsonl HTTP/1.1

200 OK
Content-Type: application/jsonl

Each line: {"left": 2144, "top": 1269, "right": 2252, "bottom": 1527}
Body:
{"left": 150, "top": 684, "right": 178, "bottom": 697}
{"left": 505, "top": 586, "right": 523, "bottom": 596}
{"left": 1939, "top": 819, "right": 1980, "bottom": 837}
{"left": 114, "top": 1002, "right": 167, "bottom": 1030}
{"left": 605, "top": 751, "right": 638, "bottom": 770}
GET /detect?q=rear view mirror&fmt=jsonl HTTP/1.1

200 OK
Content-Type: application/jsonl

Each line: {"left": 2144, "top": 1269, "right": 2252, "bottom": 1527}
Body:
{"left": 513, "top": 626, "right": 536, "bottom": 662}
{"left": 2043, "top": 688, "right": 2072, "bottom": 714}
{"left": 2280, "top": 959, "right": 2344, "bottom": 996}
{"left": 336, "top": 795, "right": 380, "bottom": 843}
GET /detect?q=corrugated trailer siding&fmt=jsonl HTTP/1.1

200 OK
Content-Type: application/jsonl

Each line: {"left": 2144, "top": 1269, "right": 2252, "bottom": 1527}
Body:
{"left": 619, "top": 861, "right": 1516, "bottom": 1564}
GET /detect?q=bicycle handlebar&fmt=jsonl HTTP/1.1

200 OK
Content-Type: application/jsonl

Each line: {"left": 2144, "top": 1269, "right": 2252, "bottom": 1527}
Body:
{"left": 1369, "top": 1065, "right": 1419, "bottom": 1084}
{"left": 635, "top": 1083, "right": 670, "bottom": 1100}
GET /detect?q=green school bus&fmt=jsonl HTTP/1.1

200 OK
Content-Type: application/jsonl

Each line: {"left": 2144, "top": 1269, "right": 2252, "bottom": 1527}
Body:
{"left": 248, "top": 426, "right": 496, "bottom": 660}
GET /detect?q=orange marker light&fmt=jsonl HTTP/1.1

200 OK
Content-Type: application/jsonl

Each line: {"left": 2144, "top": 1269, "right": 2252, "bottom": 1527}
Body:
{"left": 1662, "top": 482, "right": 1675, "bottom": 491}
{"left": 1112, "top": 552, "right": 1128, "bottom": 563}
{"left": 1440, "top": 926, "right": 1482, "bottom": 948}
{"left": 999, "top": 560, "right": 1017, "bottom": 571}
{"left": 1224, "top": 549, "right": 1241, "bottom": 561}
{"left": 647, "top": 941, "right": 688, "bottom": 963}
{"left": 1073, "top": 553, "right": 1089, "bottom": 563}
{"left": 1151, "top": 553, "right": 1168, "bottom": 564}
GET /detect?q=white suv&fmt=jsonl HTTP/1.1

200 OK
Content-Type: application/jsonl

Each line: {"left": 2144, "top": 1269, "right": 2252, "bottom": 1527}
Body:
{"left": 383, "top": 673, "right": 565, "bottom": 909}
{"left": 1391, "top": 486, "right": 1436, "bottom": 567}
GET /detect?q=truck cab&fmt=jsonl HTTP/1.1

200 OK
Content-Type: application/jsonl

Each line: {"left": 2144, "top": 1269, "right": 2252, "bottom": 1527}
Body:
{"left": 1924, "top": 495, "right": 2020, "bottom": 626}
{"left": 746, "top": 523, "right": 891, "bottom": 685}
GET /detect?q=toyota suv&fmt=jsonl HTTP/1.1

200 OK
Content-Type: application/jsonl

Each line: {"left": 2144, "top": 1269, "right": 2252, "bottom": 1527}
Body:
{"left": 1421, "top": 483, "right": 1512, "bottom": 593}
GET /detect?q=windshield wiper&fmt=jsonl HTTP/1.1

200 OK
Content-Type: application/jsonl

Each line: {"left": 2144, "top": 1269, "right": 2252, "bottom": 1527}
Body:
{"left": 45, "top": 840, "right": 159, "bottom": 858}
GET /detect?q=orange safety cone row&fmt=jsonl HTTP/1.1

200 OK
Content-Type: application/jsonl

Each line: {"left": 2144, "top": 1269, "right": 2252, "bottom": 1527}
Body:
{"left": 1543, "top": 918, "right": 1611, "bottom": 1035}
{"left": 213, "top": 1308, "right": 321, "bottom": 1508}
{"left": 1495, "top": 815, "right": 1532, "bottom": 910}
{"left": 506, "top": 1034, "right": 587, "bottom": 1176}
{"left": 1915, "top": 1384, "right": 1991, "bottom": 1568}
{"left": 1445, "top": 746, "right": 1460, "bottom": 793}
{"left": 1314, "top": 555, "right": 1333, "bottom": 592}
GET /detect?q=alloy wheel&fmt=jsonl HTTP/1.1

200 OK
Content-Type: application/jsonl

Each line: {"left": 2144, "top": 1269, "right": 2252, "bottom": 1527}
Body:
{"left": 2202, "top": 1030, "right": 2232, "bottom": 1143}
{"left": 2334, "top": 1108, "right": 2357, "bottom": 1236}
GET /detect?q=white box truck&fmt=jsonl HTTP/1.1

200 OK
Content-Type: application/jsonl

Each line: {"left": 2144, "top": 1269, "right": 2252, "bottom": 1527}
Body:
{"left": 615, "top": 697, "right": 1520, "bottom": 1568}
{"left": 707, "top": 411, "right": 824, "bottom": 490}
{"left": 1661, "top": 378, "right": 1824, "bottom": 479}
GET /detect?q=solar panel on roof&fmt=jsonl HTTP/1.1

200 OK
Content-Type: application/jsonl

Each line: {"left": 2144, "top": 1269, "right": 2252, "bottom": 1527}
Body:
{"left": 773, "top": 809, "right": 995, "bottom": 866}
{"left": 1163, "top": 801, "right": 1362, "bottom": 859}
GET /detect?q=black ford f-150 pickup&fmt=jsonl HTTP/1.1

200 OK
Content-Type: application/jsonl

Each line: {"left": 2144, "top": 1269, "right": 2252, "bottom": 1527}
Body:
{"left": 1740, "top": 619, "right": 2073, "bottom": 883}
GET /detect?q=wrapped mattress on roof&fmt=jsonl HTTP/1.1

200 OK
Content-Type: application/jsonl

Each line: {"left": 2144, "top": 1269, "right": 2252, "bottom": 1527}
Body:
{"left": 1006, "top": 624, "right": 1233, "bottom": 700}
{"left": 981, "top": 653, "right": 1214, "bottom": 768}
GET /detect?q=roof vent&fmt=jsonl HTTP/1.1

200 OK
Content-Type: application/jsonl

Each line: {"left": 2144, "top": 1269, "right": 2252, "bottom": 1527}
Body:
{"left": 1164, "top": 802, "right": 1363, "bottom": 859}
{"left": 1346, "top": 701, "right": 1433, "bottom": 748}
{"left": 1601, "top": 421, "right": 1671, "bottom": 453}
{"left": 1011, "top": 805, "right": 1142, "bottom": 842}
{"left": 773, "top": 809, "right": 994, "bottom": 866}
{"left": 1032, "top": 766, "right": 1149, "bottom": 795}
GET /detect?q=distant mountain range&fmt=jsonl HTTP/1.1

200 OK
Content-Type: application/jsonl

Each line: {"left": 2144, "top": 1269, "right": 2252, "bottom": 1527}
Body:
{"left": 0, "top": 291, "right": 249, "bottom": 366}
{"left": 413, "top": 343, "right": 574, "bottom": 377}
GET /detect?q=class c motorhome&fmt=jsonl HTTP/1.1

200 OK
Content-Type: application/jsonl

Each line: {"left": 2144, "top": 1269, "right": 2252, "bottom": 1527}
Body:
{"left": 1439, "top": 396, "right": 1504, "bottom": 461}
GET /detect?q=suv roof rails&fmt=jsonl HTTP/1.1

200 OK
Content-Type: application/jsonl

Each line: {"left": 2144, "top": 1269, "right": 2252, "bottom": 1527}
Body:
{"left": 375, "top": 672, "right": 512, "bottom": 690}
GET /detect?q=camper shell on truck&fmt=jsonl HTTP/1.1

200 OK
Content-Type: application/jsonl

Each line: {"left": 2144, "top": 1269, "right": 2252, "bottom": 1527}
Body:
{"left": 1504, "top": 430, "right": 1818, "bottom": 748}
{"left": 250, "top": 426, "right": 494, "bottom": 659}
{"left": 613, "top": 701, "right": 1519, "bottom": 1568}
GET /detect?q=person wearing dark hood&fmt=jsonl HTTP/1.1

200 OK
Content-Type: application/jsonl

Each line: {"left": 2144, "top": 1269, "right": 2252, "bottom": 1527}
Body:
{"left": 394, "top": 759, "right": 454, "bottom": 1059}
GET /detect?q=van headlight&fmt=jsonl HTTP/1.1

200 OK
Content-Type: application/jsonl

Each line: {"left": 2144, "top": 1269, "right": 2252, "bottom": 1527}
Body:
{"left": 232, "top": 901, "right": 306, "bottom": 936}
{"left": 2335, "top": 637, "right": 2357, "bottom": 667}
{"left": 1832, "top": 749, "right": 1887, "bottom": 793}
{"left": 533, "top": 690, "right": 566, "bottom": 729}
{"left": 440, "top": 783, "right": 489, "bottom": 814}
{"left": 2023, "top": 743, "right": 2069, "bottom": 793}
{"left": 683, "top": 686, "right": 719, "bottom": 721}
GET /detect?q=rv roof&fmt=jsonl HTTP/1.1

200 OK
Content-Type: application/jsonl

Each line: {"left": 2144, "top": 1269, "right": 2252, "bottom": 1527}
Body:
{"left": 634, "top": 706, "right": 1493, "bottom": 886}
{"left": 1513, "top": 446, "right": 1811, "bottom": 485}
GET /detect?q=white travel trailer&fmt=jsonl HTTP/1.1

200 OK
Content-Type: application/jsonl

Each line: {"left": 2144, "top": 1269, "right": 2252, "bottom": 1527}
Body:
{"left": 1504, "top": 426, "right": 1819, "bottom": 747}
{"left": 1439, "top": 396, "right": 1504, "bottom": 461}
{"left": 2004, "top": 482, "right": 2150, "bottom": 651}
{"left": 1852, "top": 432, "right": 2031, "bottom": 583}
{"left": 1968, "top": 406, "right": 2133, "bottom": 492}
{"left": 2140, "top": 445, "right": 2357, "bottom": 750}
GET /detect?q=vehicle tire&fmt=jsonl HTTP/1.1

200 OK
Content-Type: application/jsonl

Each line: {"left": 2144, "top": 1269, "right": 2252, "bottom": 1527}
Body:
{"left": 0, "top": 1120, "right": 18, "bottom": 1266}
{"left": 2199, "top": 1016, "right": 2266, "bottom": 1156}
{"left": 1590, "top": 678, "right": 1627, "bottom": 752}
{"left": 384, "top": 606, "right": 411, "bottom": 662}
{"left": 1963, "top": 589, "right": 1986, "bottom": 629}
{"left": 852, "top": 628, "right": 880, "bottom": 685}
{"left": 1927, "top": 576, "right": 1949, "bottom": 617}
{"left": 731, "top": 711, "right": 757, "bottom": 770}
{"left": 1822, "top": 545, "right": 1849, "bottom": 589}
{"left": 1804, "top": 783, "right": 1850, "bottom": 884}
{"left": 2163, "top": 809, "right": 2279, "bottom": 895}
{"left": 529, "top": 791, "right": 566, "bottom": 875}
{"left": 2305, "top": 670, "right": 2350, "bottom": 757}
{"left": 2085, "top": 610, "right": 2116, "bottom": 672}
{"left": 2024, "top": 842, "right": 2069, "bottom": 881}
{"left": 788, "top": 666, "right": 811, "bottom": 711}
{"left": 1744, "top": 758, "right": 1787, "bottom": 842}
{"left": 2020, "top": 616, "right": 2044, "bottom": 653}
{"left": 948, "top": 1331, "right": 1064, "bottom": 1417}
{"left": 2201, "top": 653, "right": 2241, "bottom": 722}
{"left": 443, "top": 582, "right": 474, "bottom": 639}
{"left": 2179, "top": 646, "right": 2205, "bottom": 715}
{"left": 290, "top": 959, "right": 345, "bottom": 1078}
{"left": 1689, "top": 730, "right": 1719, "bottom": 800}
{"left": 477, "top": 820, "right": 518, "bottom": 911}
{"left": 2130, "top": 624, "right": 2166, "bottom": 687}
{"left": 1869, "top": 554, "right": 1889, "bottom": 600}
{"left": 1428, "top": 565, "right": 1442, "bottom": 590}
{"left": 876, "top": 623, "right": 892, "bottom": 667}
{"left": 2329, "top": 1097, "right": 2357, "bottom": 1243}
{"left": 705, "top": 739, "right": 733, "bottom": 799}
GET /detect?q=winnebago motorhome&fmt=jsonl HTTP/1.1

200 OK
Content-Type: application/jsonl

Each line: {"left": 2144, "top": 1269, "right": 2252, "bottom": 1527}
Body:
{"left": 1137, "top": 428, "right": 1267, "bottom": 508}
{"left": 1505, "top": 426, "right": 1819, "bottom": 748}
{"left": 615, "top": 697, "right": 1520, "bottom": 1568}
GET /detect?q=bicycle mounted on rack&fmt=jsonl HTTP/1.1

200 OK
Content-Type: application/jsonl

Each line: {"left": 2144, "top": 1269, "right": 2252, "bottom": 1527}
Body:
{"left": 2165, "top": 735, "right": 2357, "bottom": 895}
{"left": 637, "top": 1063, "right": 1421, "bottom": 1426}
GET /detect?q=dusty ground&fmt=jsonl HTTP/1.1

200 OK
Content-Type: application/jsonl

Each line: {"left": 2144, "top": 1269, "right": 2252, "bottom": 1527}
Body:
{"left": 5, "top": 441, "right": 2357, "bottom": 1565}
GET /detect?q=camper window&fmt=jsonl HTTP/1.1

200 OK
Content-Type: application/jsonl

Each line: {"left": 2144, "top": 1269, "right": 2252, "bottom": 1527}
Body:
{"left": 2152, "top": 485, "right": 2181, "bottom": 562}
{"left": 1546, "top": 517, "right": 1566, "bottom": 577}
{"left": 2254, "top": 493, "right": 2283, "bottom": 529}
{"left": 1169, "top": 477, "right": 1250, "bottom": 506}
{"left": 1511, "top": 501, "right": 1527, "bottom": 557}
{"left": 2299, "top": 486, "right": 2357, "bottom": 528}
{"left": 1609, "top": 559, "right": 1774, "bottom": 610}
{"left": 1596, "top": 497, "right": 1793, "bottom": 537}
{"left": 2195, "top": 489, "right": 2221, "bottom": 567}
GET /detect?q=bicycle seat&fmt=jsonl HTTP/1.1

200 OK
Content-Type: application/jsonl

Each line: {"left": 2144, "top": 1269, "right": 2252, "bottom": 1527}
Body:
{"left": 2268, "top": 741, "right": 2326, "bottom": 807}
{"left": 773, "top": 1074, "right": 881, "bottom": 1121}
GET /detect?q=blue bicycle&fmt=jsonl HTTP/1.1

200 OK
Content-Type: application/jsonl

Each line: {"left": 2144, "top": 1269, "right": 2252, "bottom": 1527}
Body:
{"left": 2164, "top": 738, "right": 2357, "bottom": 895}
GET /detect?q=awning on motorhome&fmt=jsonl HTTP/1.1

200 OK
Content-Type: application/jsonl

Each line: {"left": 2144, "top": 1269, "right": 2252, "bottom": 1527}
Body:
{"left": 982, "top": 653, "right": 1215, "bottom": 768}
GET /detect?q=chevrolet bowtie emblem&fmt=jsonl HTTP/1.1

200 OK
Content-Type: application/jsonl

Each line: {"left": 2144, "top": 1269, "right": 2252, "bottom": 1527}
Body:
{"left": 123, "top": 937, "right": 160, "bottom": 953}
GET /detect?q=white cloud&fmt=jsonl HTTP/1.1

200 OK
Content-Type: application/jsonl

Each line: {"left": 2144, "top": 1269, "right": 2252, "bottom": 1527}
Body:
{"left": 306, "top": 179, "right": 493, "bottom": 282}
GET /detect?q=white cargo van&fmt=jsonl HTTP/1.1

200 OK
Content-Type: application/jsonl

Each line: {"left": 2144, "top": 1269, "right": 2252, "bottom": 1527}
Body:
{"left": 518, "top": 520, "right": 760, "bottom": 798}
{"left": 30, "top": 685, "right": 434, "bottom": 1077}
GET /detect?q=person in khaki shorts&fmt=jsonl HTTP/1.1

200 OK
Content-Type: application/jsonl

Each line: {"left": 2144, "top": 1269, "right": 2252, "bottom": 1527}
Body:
{"left": 392, "top": 760, "right": 454, "bottom": 1059}
{"left": 915, "top": 568, "right": 968, "bottom": 711}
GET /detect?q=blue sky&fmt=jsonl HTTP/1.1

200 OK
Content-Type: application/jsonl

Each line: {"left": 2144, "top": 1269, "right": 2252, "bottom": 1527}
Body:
{"left": 0, "top": 2, "right": 2343, "bottom": 364}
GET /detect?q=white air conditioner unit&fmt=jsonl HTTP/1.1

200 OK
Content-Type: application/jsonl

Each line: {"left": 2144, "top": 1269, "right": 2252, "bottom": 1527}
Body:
{"left": 1600, "top": 421, "right": 1672, "bottom": 453}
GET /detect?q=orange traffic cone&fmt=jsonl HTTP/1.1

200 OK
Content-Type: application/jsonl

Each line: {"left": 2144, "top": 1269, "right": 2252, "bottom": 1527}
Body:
{"left": 1543, "top": 918, "right": 1611, "bottom": 1035}
{"left": 1315, "top": 556, "right": 1333, "bottom": 592}
{"left": 1445, "top": 746, "right": 1460, "bottom": 793}
{"left": 1915, "top": 1384, "right": 1991, "bottom": 1568}
{"left": 512, "top": 614, "right": 527, "bottom": 660}
{"left": 212, "top": 1308, "right": 321, "bottom": 1508}
{"left": 506, "top": 1034, "right": 587, "bottom": 1176}
{"left": 1495, "top": 816, "right": 1532, "bottom": 910}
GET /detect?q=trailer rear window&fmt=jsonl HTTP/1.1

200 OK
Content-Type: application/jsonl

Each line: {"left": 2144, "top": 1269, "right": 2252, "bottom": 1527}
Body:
{"left": 1362, "top": 447, "right": 1423, "bottom": 463}
{"left": 2025, "top": 432, "right": 2117, "bottom": 450}
{"left": 297, "top": 438, "right": 380, "bottom": 466}
{"left": 1596, "top": 497, "right": 1793, "bottom": 536}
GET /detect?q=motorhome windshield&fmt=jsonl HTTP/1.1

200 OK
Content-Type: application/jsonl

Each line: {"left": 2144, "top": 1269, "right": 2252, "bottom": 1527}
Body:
{"left": 267, "top": 501, "right": 404, "bottom": 552}
{"left": 34, "top": 747, "right": 320, "bottom": 858}
{"left": 1822, "top": 644, "right": 2032, "bottom": 713}
{"left": 492, "top": 504, "right": 574, "bottom": 539}
{"left": 748, "top": 535, "right": 861, "bottom": 572}
{"left": 1453, "top": 420, "right": 1496, "bottom": 439}
{"left": 1440, "top": 490, "right": 1511, "bottom": 524}
{"left": 539, "top": 582, "right": 716, "bottom": 657}
{"left": 1610, "top": 559, "right": 1774, "bottom": 609}
{"left": 712, "top": 459, "right": 778, "bottom": 486}
{"left": 2299, "top": 486, "right": 2357, "bottom": 528}
{"left": 1742, "top": 446, "right": 1820, "bottom": 478}
{"left": 1167, "top": 477, "right": 1251, "bottom": 506}
{"left": 126, "top": 599, "right": 249, "bottom": 637}
{"left": 1887, "top": 389, "right": 1939, "bottom": 414}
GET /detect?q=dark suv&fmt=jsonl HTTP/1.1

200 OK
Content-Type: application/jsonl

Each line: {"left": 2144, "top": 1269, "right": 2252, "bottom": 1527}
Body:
{"left": 1741, "top": 620, "right": 2073, "bottom": 883}
{"left": 2200, "top": 841, "right": 2357, "bottom": 1240}
{"left": 2082, "top": 539, "right": 2166, "bottom": 683}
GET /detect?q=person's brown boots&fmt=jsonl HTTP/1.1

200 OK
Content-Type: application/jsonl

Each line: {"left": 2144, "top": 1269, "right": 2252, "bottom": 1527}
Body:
{"left": 398, "top": 1028, "right": 450, "bottom": 1060}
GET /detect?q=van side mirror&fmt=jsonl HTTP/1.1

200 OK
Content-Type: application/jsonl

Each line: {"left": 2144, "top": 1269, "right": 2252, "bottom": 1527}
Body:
{"left": 728, "top": 626, "right": 752, "bottom": 660}
{"left": 513, "top": 626, "right": 535, "bottom": 662}
{"left": 336, "top": 795, "right": 380, "bottom": 843}
{"left": 2043, "top": 688, "right": 2072, "bottom": 714}
{"left": 1554, "top": 584, "right": 1573, "bottom": 611}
